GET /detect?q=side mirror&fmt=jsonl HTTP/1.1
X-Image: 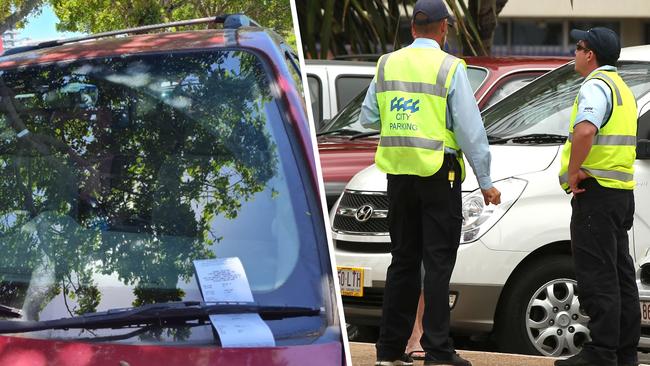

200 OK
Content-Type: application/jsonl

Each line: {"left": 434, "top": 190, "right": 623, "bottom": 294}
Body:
{"left": 638, "top": 139, "right": 650, "bottom": 160}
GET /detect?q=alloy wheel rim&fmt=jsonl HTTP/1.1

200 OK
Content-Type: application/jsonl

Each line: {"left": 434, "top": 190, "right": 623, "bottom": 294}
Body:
{"left": 525, "top": 278, "right": 590, "bottom": 357}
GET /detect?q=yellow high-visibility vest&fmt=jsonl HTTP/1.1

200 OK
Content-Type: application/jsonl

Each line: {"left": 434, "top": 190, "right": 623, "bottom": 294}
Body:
{"left": 559, "top": 70, "right": 637, "bottom": 191}
{"left": 374, "top": 47, "right": 465, "bottom": 179}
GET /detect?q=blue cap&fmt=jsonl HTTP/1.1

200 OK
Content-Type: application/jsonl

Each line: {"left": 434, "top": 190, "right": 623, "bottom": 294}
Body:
{"left": 570, "top": 27, "right": 621, "bottom": 65}
{"left": 412, "top": 0, "right": 455, "bottom": 27}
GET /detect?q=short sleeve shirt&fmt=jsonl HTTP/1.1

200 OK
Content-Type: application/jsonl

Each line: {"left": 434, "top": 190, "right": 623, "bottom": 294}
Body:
{"left": 574, "top": 66, "right": 616, "bottom": 129}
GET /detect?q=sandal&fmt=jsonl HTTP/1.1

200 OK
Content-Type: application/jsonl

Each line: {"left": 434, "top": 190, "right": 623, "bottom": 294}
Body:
{"left": 407, "top": 350, "right": 426, "bottom": 361}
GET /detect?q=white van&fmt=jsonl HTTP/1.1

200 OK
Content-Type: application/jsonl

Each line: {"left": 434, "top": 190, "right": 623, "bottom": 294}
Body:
{"left": 304, "top": 60, "right": 376, "bottom": 130}
{"left": 332, "top": 45, "right": 650, "bottom": 357}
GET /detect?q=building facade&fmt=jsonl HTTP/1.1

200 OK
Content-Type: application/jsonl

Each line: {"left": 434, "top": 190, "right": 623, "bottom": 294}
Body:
{"left": 493, "top": 0, "right": 650, "bottom": 56}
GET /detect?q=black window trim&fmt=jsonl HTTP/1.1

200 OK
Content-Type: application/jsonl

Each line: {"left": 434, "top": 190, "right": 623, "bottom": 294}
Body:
{"left": 333, "top": 73, "right": 374, "bottom": 110}
{"left": 306, "top": 73, "right": 323, "bottom": 123}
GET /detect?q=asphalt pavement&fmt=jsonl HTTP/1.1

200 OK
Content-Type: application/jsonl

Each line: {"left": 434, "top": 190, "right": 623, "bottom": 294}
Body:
{"left": 349, "top": 342, "right": 650, "bottom": 365}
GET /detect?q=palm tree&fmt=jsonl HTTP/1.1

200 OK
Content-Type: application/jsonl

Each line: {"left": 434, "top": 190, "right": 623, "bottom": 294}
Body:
{"left": 297, "top": 0, "right": 508, "bottom": 58}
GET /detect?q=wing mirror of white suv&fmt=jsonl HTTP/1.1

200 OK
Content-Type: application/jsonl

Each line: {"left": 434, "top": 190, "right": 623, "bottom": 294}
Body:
{"left": 638, "top": 139, "right": 650, "bottom": 160}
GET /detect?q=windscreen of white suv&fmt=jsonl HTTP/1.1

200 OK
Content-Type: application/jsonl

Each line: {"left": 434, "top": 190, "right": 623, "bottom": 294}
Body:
{"left": 484, "top": 62, "right": 650, "bottom": 139}
{"left": 0, "top": 50, "right": 328, "bottom": 345}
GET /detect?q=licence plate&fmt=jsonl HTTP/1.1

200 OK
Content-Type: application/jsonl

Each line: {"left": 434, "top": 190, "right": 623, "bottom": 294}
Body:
{"left": 338, "top": 266, "right": 364, "bottom": 297}
{"left": 641, "top": 301, "right": 650, "bottom": 326}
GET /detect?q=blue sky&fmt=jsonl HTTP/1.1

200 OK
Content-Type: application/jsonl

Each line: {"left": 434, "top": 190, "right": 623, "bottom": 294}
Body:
{"left": 20, "top": 4, "right": 85, "bottom": 42}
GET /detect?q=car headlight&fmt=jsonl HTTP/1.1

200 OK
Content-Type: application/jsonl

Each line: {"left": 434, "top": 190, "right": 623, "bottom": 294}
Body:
{"left": 461, "top": 177, "right": 527, "bottom": 244}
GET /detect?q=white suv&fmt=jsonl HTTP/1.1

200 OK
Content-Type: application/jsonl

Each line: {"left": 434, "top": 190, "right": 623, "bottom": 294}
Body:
{"left": 332, "top": 45, "right": 650, "bottom": 357}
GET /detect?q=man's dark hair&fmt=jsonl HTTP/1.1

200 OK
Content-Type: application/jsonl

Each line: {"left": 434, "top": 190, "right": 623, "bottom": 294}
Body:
{"left": 413, "top": 12, "right": 442, "bottom": 35}
{"left": 584, "top": 40, "right": 616, "bottom": 67}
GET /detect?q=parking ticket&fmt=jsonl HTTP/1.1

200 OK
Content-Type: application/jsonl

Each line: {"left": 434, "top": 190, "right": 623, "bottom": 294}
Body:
{"left": 193, "top": 257, "right": 254, "bottom": 303}
{"left": 209, "top": 313, "right": 276, "bottom": 347}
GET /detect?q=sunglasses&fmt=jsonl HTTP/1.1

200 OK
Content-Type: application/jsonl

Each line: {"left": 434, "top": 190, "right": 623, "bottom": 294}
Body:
{"left": 575, "top": 43, "right": 591, "bottom": 53}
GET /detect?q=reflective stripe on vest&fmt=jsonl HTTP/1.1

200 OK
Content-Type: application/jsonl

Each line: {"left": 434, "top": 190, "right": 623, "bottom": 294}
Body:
{"left": 376, "top": 53, "right": 457, "bottom": 98}
{"left": 567, "top": 133, "right": 636, "bottom": 146}
{"left": 559, "top": 168, "right": 634, "bottom": 185}
{"left": 379, "top": 136, "right": 444, "bottom": 150}
{"left": 593, "top": 72, "right": 622, "bottom": 106}
{"left": 558, "top": 70, "right": 637, "bottom": 191}
{"left": 374, "top": 48, "right": 465, "bottom": 177}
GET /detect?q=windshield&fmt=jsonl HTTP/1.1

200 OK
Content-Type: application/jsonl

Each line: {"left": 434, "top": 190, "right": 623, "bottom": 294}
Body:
{"left": 0, "top": 50, "right": 328, "bottom": 345}
{"left": 319, "top": 65, "right": 489, "bottom": 135}
{"left": 484, "top": 62, "right": 650, "bottom": 139}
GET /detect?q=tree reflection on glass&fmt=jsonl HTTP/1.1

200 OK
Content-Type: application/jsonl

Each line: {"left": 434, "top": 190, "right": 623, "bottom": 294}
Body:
{"left": 0, "top": 50, "right": 278, "bottom": 335}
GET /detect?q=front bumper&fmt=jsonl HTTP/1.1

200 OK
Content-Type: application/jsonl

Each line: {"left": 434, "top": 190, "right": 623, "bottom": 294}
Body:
{"left": 334, "top": 236, "right": 527, "bottom": 333}
{"left": 637, "top": 280, "right": 650, "bottom": 351}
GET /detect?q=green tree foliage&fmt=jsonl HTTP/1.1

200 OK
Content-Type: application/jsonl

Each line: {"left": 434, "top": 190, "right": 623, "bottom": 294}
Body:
{"left": 0, "top": 0, "right": 44, "bottom": 34}
{"left": 50, "top": 0, "right": 295, "bottom": 47}
{"left": 464, "top": 0, "right": 508, "bottom": 56}
{"left": 0, "top": 48, "right": 278, "bottom": 329}
{"left": 297, "top": 0, "right": 509, "bottom": 58}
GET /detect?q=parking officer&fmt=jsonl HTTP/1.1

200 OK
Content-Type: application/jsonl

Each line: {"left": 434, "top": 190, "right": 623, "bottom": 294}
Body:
{"left": 557, "top": 27, "right": 639, "bottom": 366}
{"left": 358, "top": 0, "right": 501, "bottom": 365}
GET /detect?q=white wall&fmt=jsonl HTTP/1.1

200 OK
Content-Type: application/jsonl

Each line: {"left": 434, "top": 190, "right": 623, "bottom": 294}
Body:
{"left": 501, "top": 0, "right": 650, "bottom": 18}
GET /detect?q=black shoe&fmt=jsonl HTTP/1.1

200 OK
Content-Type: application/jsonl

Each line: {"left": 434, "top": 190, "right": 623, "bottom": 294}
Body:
{"left": 554, "top": 352, "right": 600, "bottom": 366}
{"left": 618, "top": 363, "right": 638, "bottom": 366}
{"left": 375, "top": 353, "right": 414, "bottom": 366}
{"left": 424, "top": 352, "right": 472, "bottom": 366}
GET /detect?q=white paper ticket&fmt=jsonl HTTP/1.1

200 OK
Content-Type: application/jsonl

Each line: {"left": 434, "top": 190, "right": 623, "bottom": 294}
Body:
{"left": 193, "top": 257, "right": 254, "bottom": 303}
{"left": 209, "top": 313, "right": 275, "bottom": 348}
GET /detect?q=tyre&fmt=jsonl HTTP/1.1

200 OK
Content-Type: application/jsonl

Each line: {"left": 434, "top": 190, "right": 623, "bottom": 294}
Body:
{"left": 346, "top": 323, "right": 380, "bottom": 343}
{"left": 494, "top": 255, "right": 590, "bottom": 357}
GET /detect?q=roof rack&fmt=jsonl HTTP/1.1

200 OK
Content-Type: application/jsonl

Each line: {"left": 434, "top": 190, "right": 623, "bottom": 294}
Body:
{"left": 1, "top": 14, "right": 260, "bottom": 57}
{"left": 332, "top": 54, "right": 382, "bottom": 62}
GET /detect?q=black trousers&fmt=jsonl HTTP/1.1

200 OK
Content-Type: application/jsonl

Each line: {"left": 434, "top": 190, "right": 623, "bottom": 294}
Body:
{"left": 376, "top": 155, "right": 462, "bottom": 360}
{"left": 570, "top": 178, "right": 639, "bottom": 365}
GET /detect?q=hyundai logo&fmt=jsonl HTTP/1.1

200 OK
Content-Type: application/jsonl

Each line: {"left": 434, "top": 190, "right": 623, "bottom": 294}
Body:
{"left": 354, "top": 205, "right": 374, "bottom": 222}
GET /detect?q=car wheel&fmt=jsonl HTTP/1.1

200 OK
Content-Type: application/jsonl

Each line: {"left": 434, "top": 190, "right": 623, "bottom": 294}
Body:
{"left": 495, "top": 255, "right": 590, "bottom": 357}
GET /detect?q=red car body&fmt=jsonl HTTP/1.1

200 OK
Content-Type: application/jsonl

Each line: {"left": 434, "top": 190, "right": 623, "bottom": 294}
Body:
{"left": 0, "top": 19, "right": 341, "bottom": 366}
{"left": 318, "top": 56, "right": 570, "bottom": 207}
{"left": 0, "top": 336, "right": 342, "bottom": 366}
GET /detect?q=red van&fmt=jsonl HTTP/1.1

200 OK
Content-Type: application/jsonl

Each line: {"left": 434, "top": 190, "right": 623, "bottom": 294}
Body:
{"left": 0, "top": 15, "right": 343, "bottom": 366}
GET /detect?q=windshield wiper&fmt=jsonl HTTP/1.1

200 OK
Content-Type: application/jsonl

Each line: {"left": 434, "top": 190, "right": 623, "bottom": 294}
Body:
{"left": 0, "top": 301, "right": 322, "bottom": 334}
{"left": 316, "top": 128, "right": 360, "bottom": 137}
{"left": 0, "top": 304, "right": 23, "bottom": 319}
{"left": 489, "top": 134, "right": 567, "bottom": 144}
{"left": 350, "top": 131, "right": 380, "bottom": 140}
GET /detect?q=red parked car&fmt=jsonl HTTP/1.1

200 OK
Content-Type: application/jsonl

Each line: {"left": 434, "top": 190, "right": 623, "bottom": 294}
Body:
{"left": 317, "top": 56, "right": 570, "bottom": 208}
{"left": 0, "top": 15, "right": 343, "bottom": 366}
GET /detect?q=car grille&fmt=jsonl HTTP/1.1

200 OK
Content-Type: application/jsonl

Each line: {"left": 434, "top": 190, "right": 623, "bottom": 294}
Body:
{"left": 335, "top": 240, "right": 390, "bottom": 253}
{"left": 333, "top": 215, "right": 389, "bottom": 233}
{"left": 342, "top": 287, "right": 384, "bottom": 308}
{"left": 332, "top": 191, "right": 389, "bottom": 234}
{"left": 339, "top": 191, "right": 389, "bottom": 209}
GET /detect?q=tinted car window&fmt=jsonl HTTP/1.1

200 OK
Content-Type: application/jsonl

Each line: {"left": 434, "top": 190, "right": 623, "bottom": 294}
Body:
{"left": 307, "top": 75, "right": 322, "bottom": 124}
{"left": 484, "top": 62, "right": 650, "bottom": 139}
{"left": 639, "top": 107, "right": 650, "bottom": 141}
{"left": 335, "top": 76, "right": 373, "bottom": 109}
{"left": 483, "top": 73, "right": 540, "bottom": 109}
{"left": 321, "top": 66, "right": 487, "bottom": 135}
{"left": 0, "top": 50, "right": 327, "bottom": 344}
{"left": 466, "top": 67, "right": 488, "bottom": 92}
